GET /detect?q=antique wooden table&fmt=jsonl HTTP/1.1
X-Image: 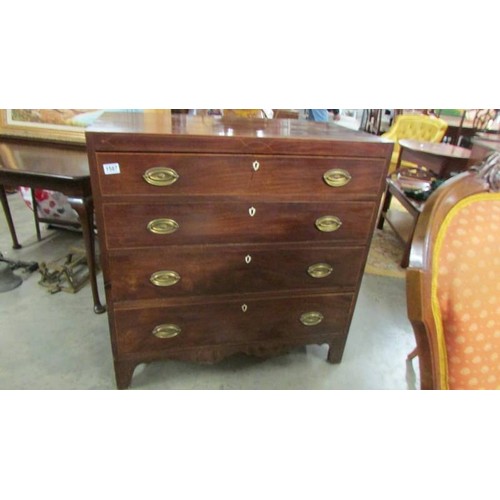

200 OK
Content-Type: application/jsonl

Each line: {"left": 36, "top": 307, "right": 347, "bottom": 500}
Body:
{"left": 377, "top": 139, "right": 471, "bottom": 268}
{"left": 440, "top": 114, "right": 476, "bottom": 146}
{"left": 396, "top": 139, "right": 471, "bottom": 178}
{"left": 377, "top": 174, "right": 426, "bottom": 268}
{"left": 0, "top": 141, "right": 105, "bottom": 313}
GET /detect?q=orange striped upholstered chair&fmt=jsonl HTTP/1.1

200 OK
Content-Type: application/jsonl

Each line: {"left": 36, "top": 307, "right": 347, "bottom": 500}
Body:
{"left": 406, "top": 152, "right": 500, "bottom": 389}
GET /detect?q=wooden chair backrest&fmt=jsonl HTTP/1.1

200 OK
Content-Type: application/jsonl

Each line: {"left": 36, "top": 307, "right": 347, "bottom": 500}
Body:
{"left": 473, "top": 109, "right": 497, "bottom": 131}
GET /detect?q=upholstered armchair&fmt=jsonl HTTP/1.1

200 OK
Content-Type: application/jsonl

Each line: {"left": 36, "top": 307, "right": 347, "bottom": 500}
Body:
{"left": 222, "top": 109, "right": 266, "bottom": 118}
{"left": 382, "top": 114, "right": 448, "bottom": 174}
{"left": 406, "top": 152, "right": 500, "bottom": 389}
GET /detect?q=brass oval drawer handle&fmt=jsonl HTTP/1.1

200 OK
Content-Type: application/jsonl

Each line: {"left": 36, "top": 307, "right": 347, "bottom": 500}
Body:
{"left": 152, "top": 323, "right": 181, "bottom": 339}
{"left": 315, "top": 215, "right": 342, "bottom": 232}
{"left": 150, "top": 270, "right": 181, "bottom": 287}
{"left": 307, "top": 263, "right": 333, "bottom": 278}
{"left": 323, "top": 168, "right": 352, "bottom": 187}
{"left": 147, "top": 218, "right": 179, "bottom": 235}
{"left": 300, "top": 311, "right": 324, "bottom": 326}
{"left": 143, "top": 167, "right": 179, "bottom": 186}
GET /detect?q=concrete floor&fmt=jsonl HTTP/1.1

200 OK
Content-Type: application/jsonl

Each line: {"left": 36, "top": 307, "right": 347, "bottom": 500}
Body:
{"left": 0, "top": 191, "right": 419, "bottom": 389}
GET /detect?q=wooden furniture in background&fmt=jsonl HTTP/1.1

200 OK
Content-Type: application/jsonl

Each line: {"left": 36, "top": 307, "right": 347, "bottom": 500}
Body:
{"left": 85, "top": 111, "right": 393, "bottom": 389}
{"left": 377, "top": 174, "right": 425, "bottom": 268}
{"left": 472, "top": 109, "right": 497, "bottom": 131}
{"left": 272, "top": 109, "right": 300, "bottom": 119}
{"left": 439, "top": 112, "right": 472, "bottom": 146}
{"left": 394, "top": 139, "right": 471, "bottom": 178}
{"left": 468, "top": 136, "right": 500, "bottom": 167}
{"left": 361, "top": 109, "right": 383, "bottom": 135}
{"left": 0, "top": 141, "right": 105, "bottom": 313}
{"left": 377, "top": 139, "right": 471, "bottom": 268}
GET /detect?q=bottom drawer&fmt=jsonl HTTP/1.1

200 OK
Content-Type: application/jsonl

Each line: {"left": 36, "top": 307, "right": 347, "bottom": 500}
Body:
{"left": 113, "top": 293, "right": 354, "bottom": 355}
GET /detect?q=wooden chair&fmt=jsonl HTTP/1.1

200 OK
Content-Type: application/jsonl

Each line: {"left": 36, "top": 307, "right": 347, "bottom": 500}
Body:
{"left": 361, "top": 109, "right": 383, "bottom": 135}
{"left": 406, "top": 152, "right": 500, "bottom": 389}
{"left": 473, "top": 109, "right": 497, "bottom": 132}
{"left": 382, "top": 114, "right": 448, "bottom": 174}
{"left": 221, "top": 109, "right": 266, "bottom": 118}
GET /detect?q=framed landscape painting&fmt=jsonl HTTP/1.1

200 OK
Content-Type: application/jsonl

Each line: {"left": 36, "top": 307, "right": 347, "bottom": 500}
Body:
{"left": 0, "top": 109, "right": 105, "bottom": 144}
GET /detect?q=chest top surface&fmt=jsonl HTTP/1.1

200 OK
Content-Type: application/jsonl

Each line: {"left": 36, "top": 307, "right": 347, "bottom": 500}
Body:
{"left": 85, "top": 111, "right": 392, "bottom": 157}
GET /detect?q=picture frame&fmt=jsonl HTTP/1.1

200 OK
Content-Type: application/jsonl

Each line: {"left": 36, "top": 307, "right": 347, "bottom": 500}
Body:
{"left": 0, "top": 109, "right": 103, "bottom": 144}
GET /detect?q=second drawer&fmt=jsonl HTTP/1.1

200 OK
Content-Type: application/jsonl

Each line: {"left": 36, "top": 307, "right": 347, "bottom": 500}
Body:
{"left": 102, "top": 201, "right": 376, "bottom": 248}
{"left": 107, "top": 245, "right": 366, "bottom": 301}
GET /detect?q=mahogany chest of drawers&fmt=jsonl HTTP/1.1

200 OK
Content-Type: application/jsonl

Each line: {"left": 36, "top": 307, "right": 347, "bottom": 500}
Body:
{"left": 85, "top": 112, "right": 393, "bottom": 389}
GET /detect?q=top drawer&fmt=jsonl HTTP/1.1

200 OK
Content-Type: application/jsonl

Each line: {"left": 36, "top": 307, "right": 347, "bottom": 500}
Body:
{"left": 94, "top": 153, "right": 386, "bottom": 200}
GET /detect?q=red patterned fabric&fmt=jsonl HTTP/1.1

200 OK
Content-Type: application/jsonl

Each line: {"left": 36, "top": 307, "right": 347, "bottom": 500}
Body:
{"left": 18, "top": 187, "right": 79, "bottom": 223}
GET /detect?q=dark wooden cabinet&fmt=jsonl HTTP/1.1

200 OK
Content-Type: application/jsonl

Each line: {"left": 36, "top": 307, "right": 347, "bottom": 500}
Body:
{"left": 468, "top": 137, "right": 500, "bottom": 167}
{"left": 85, "top": 112, "right": 393, "bottom": 389}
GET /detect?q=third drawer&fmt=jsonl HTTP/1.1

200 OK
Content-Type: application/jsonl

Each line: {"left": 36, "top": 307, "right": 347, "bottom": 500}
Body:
{"left": 107, "top": 244, "right": 365, "bottom": 301}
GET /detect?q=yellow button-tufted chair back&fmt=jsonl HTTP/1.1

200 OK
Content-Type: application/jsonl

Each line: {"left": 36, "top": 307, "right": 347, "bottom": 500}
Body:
{"left": 382, "top": 114, "right": 449, "bottom": 173}
{"left": 406, "top": 152, "right": 500, "bottom": 389}
{"left": 222, "top": 109, "right": 266, "bottom": 118}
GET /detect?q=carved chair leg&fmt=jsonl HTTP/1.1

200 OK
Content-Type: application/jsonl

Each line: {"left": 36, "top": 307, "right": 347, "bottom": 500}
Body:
{"left": 407, "top": 347, "right": 418, "bottom": 361}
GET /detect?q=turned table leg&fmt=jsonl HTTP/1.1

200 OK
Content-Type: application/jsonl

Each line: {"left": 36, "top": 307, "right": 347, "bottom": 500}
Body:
{"left": 377, "top": 188, "right": 392, "bottom": 230}
{"left": 0, "top": 184, "right": 22, "bottom": 249}
{"left": 68, "top": 195, "right": 106, "bottom": 314}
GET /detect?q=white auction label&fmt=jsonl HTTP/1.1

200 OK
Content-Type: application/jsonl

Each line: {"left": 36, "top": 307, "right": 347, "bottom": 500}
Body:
{"left": 103, "top": 163, "right": 121, "bottom": 175}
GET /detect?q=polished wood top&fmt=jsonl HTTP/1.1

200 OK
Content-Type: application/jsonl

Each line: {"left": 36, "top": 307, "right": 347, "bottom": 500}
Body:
{"left": 85, "top": 111, "right": 393, "bottom": 157}
{"left": 0, "top": 142, "right": 89, "bottom": 180}
{"left": 399, "top": 139, "right": 471, "bottom": 160}
{"left": 87, "top": 111, "right": 385, "bottom": 141}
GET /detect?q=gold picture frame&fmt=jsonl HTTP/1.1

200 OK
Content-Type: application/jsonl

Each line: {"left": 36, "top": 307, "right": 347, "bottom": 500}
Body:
{"left": 0, "top": 109, "right": 105, "bottom": 144}
{"left": 0, "top": 109, "right": 172, "bottom": 144}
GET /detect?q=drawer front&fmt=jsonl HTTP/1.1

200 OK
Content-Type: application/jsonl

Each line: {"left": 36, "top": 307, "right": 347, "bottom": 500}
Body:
{"left": 108, "top": 245, "right": 365, "bottom": 301}
{"left": 113, "top": 293, "right": 354, "bottom": 355}
{"left": 102, "top": 201, "right": 376, "bottom": 248}
{"left": 95, "top": 153, "right": 386, "bottom": 199}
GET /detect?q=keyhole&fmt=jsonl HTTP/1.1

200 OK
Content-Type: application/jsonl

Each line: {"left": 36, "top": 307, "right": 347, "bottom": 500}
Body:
{"left": 249, "top": 207, "right": 256, "bottom": 217}
{"left": 252, "top": 161, "right": 260, "bottom": 172}
{"left": 241, "top": 304, "right": 248, "bottom": 312}
{"left": 245, "top": 255, "right": 252, "bottom": 264}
